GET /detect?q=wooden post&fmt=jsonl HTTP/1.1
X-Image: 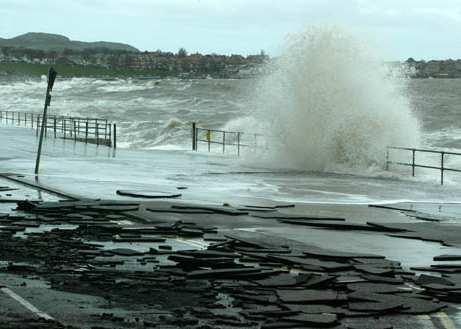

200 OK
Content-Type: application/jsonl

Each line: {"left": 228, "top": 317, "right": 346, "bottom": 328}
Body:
{"left": 441, "top": 152, "right": 445, "bottom": 185}
{"left": 192, "top": 122, "right": 196, "bottom": 151}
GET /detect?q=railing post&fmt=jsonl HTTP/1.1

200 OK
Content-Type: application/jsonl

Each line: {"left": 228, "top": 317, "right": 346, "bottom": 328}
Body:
{"left": 237, "top": 132, "right": 241, "bottom": 156}
{"left": 192, "top": 122, "right": 196, "bottom": 151}
{"left": 73, "top": 120, "right": 77, "bottom": 142}
{"left": 441, "top": 152, "right": 445, "bottom": 185}
{"left": 96, "top": 123, "right": 100, "bottom": 146}
{"left": 54, "top": 117, "right": 57, "bottom": 138}
{"left": 108, "top": 122, "right": 112, "bottom": 146}
{"left": 222, "top": 131, "right": 226, "bottom": 153}
{"left": 385, "top": 148, "right": 389, "bottom": 170}
{"left": 36, "top": 116, "right": 40, "bottom": 136}
{"left": 412, "top": 149, "right": 415, "bottom": 177}
{"left": 104, "top": 120, "right": 108, "bottom": 142}
{"left": 113, "top": 123, "right": 117, "bottom": 149}
{"left": 207, "top": 129, "right": 211, "bottom": 152}
{"left": 85, "top": 121, "right": 89, "bottom": 144}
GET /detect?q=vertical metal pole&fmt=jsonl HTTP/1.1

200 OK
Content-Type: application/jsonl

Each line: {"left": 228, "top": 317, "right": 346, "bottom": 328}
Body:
{"left": 222, "top": 131, "right": 225, "bottom": 153}
{"left": 441, "top": 152, "right": 445, "bottom": 185}
{"left": 104, "top": 120, "right": 108, "bottom": 142}
{"left": 85, "top": 121, "right": 89, "bottom": 143}
{"left": 35, "top": 67, "right": 57, "bottom": 175}
{"left": 63, "top": 119, "right": 66, "bottom": 139}
{"left": 412, "top": 149, "right": 415, "bottom": 177}
{"left": 385, "top": 148, "right": 389, "bottom": 170}
{"left": 54, "top": 117, "right": 57, "bottom": 138}
{"left": 73, "top": 120, "right": 77, "bottom": 142}
{"left": 208, "top": 130, "right": 211, "bottom": 152}
{"left": 96, "top": 123, "right": 100, "bottom": 146}
{"left": 237, "top": 132, "right": 240, "bottom": 156}
{"left": 113, "top": 123, "right": 117, "bottom": 149}
{"left": 108, "top": 122, "right": 112, "bottom": 146}
{"left": 36, "top": 116, "right": 40, "bottom": 136}
{"left": 192, "top": 122, "right": 196, "bottom": 151}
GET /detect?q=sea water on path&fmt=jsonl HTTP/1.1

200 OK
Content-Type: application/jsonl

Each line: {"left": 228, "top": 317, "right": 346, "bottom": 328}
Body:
{"left": 0, "top": 125, "right": 459, "bottom": 206}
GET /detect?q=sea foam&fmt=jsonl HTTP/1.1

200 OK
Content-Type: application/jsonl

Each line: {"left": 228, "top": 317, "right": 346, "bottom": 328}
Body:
{"left": 245, "top": 26, "right": 421, "bottom": 171}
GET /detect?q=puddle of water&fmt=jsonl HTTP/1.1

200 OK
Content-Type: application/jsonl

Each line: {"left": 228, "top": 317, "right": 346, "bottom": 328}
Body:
{"left": 95, "top": 238, "right": 208, "bottom": 253}
{"left": 14, "top": 224, "right": 79, "bottom": 238}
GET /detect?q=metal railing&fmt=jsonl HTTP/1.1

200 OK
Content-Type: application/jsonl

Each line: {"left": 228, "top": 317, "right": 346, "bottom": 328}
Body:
{"left": 0, "top": 110, "right": 116, "bottom": 148}
{"left": 386, "top": 146, "right": 461, "bottom": 185}
{"left": 191, "top": 122, "right": 265, "bottom": 156}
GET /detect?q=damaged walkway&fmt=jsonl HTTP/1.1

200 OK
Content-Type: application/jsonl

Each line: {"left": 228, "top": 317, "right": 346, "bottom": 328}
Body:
{"left": 0, "top": 175, "right": 461, "bottom": 328}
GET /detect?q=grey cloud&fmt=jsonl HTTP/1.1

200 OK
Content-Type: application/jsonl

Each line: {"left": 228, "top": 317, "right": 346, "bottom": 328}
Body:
{"left": 0, "top": 0, "right": 460, "bottom": 59}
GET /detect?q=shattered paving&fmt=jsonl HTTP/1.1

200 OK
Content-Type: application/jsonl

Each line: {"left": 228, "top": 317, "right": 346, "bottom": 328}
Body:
{"left": 0, "top": 190, "right": 460, "bottom": 329}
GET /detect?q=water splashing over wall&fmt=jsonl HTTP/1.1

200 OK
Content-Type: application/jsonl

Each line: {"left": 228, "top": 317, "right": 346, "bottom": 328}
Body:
{"left": 248, "top": 26, "right": 421, "bottom": 171}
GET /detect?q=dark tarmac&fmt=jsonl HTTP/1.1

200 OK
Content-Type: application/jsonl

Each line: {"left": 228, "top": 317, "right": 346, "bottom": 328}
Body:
{"left": 0, "top": 174, "right": 460, "bottom": 329}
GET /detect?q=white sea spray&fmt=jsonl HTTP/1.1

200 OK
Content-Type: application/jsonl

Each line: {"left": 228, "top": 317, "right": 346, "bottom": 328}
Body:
{"left": 243, "top": 26, "right": 421, "bottom": 171}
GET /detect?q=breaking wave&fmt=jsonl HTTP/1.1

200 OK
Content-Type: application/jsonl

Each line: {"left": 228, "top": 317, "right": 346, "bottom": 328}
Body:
{"left": 246, "top": 26, "right": 421, "bottom": 171}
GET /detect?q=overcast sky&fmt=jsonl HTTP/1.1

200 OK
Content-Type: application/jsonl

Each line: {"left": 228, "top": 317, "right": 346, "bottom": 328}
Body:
{"left": 0, "top": 0, "right": 460, "bottom": 59}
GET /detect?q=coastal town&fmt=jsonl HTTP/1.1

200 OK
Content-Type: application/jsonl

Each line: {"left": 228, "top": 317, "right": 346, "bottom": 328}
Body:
{"left": 0, "top": 33, "right": 268, "bottom": 78}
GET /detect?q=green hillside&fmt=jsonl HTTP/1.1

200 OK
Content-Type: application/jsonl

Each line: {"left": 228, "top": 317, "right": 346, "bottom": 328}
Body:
{"left": 0, "top": 32, "right": 139, "bottom": 53}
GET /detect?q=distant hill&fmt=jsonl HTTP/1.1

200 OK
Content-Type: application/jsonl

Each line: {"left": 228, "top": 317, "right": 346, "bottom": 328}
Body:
{"left": 0, "top": 32, "right": 139, "bottom": 53}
